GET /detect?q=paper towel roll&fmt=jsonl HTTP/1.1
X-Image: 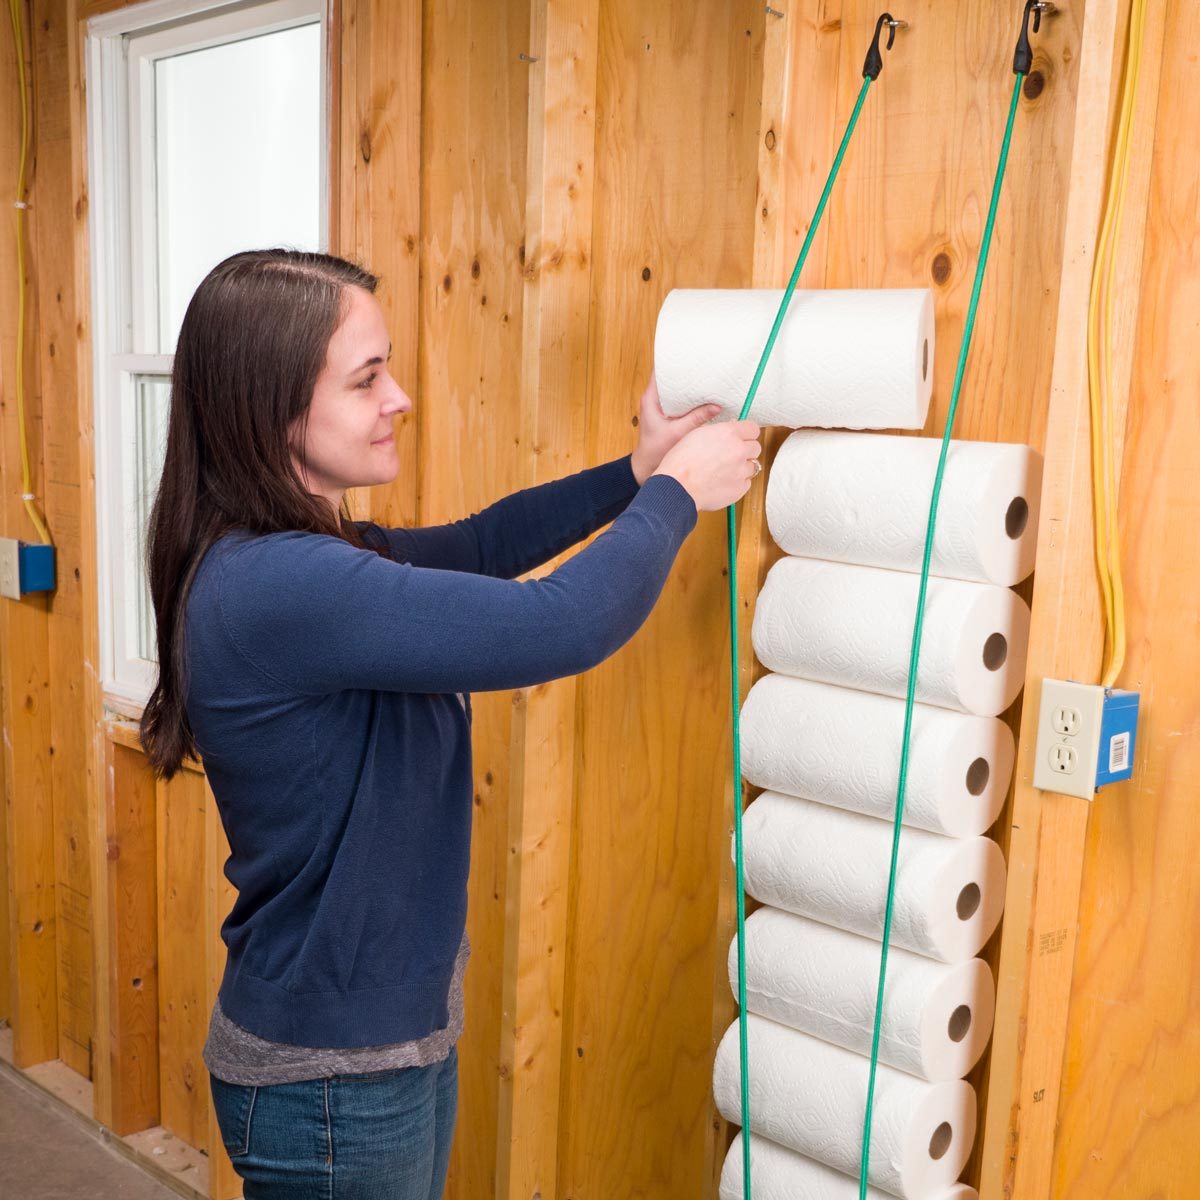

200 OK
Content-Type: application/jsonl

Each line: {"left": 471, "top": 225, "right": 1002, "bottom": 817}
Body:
{"left": 766, "top": 430, "right": 1043, "bottom": 586}
{"left": 740, "top": 674, "right": 1013, "bottom": 837}
{"left": 741, "top": 792, "right": 1007, "bottom": 962}
{"left": 752, "top": 557, "right": 1031, "bottom": 716}
{"left": 654, "top": 289, "right": 934, "bottom": 429}
{"left": 730, "top": 908, "right": 996, "bottom": 1081}
{"left": 720, "top": 1134, "right": 980, "bottom": 1200}
{"left": 713, "top": 1014, "right": 977, "bottom": 1198}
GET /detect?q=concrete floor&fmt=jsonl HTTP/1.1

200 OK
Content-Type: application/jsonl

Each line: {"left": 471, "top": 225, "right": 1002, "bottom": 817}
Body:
{"left": 0, "top": 1068, "right": 180, "bottom": 1199}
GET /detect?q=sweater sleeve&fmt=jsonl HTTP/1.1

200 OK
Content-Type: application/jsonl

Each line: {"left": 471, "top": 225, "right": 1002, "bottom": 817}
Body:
{"left": 215, "top": 473, "right": 697, "bottom": 696}
{"left": 360, "top": 454, "right": 640, "bottom": 579}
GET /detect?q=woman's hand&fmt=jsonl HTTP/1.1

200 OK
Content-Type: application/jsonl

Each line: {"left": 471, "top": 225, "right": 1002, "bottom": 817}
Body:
{"left": 653, "top": 419, "right": 762, "bottom": 512}
{"left": 630, "top": 372, "right": 721, "bottom": 485}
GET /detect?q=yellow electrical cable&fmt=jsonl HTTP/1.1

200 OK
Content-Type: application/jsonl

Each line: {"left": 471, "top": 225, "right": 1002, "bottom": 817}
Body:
{"left": 1087, "top": 0, "right": 1144, "bottom": 687}
{"left": 1098, "top": 0, "right": 1146, "bottom": 686}
{"left": 7, "top": 0, "right": 51, "bottom": 545}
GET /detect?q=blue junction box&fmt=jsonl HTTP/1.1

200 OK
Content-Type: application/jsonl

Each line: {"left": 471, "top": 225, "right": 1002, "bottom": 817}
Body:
{"left": 1095, "top": 688, "right": 1140, "bottom": 789}
{"left": 18, "top": 542, "right": 56, "bottom": 596}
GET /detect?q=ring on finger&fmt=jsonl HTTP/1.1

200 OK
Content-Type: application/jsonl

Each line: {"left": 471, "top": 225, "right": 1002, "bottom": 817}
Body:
{"left": 751, "top": 459, "right": 763, "bottom": 478}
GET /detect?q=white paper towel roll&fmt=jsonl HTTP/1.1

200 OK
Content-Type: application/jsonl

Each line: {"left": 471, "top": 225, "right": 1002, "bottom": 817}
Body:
{"left": 654, "top": 289, "right": 934, "bottom": 429}
{"left": 720, "top": 1134, "right": 980, "bottom": 1200}
{"left": 752, "top": 558, "right": 1031, "bottom": 716}
{"left": 766, "top": 430, "right": 1043, "bottom": 586}
{"left": 740, "top": 674, "right": 1013, "bottom": 837}
{"left": 730, "top": 908, "right": 996, "bottom": 1081}
{"left": 741, "top": 792, "right": 1007, "bottom": 962}
{"left": 713, "top": 1015, "right": 977, "bottom": 1198}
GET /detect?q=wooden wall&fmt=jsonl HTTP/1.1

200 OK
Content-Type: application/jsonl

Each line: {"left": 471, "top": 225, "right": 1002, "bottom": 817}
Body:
{"left": 1, "top": 1, "right": 1198, "bottom": 1198}
{"left": 1050, "top": 0, "right": 1200, "bottom": 1192}
{"left": 1, "top": 0, "right": 94, "bottom": 1085}
{"left": 559, "top": 6, "right": 764, "bottom": 1197}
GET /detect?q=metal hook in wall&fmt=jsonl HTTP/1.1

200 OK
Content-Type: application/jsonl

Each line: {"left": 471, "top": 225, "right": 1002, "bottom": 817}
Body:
{"left": 1014, "top": 0, "right": 1058, "bottom": 75}
{"left": 863, "top": 12, "right": 908, "bottom": 80}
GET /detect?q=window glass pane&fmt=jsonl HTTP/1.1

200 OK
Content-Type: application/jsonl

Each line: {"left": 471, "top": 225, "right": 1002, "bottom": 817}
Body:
{"left": 153, "top": 22, "right": 321, "bottom": 352}
{"left": 134, "top": 374, "right": 171, "bottom": 663}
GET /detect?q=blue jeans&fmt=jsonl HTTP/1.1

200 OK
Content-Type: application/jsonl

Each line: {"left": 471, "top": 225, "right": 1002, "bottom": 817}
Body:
{"left": 209, "top": 1045, "right": 458, "bottom": 1199}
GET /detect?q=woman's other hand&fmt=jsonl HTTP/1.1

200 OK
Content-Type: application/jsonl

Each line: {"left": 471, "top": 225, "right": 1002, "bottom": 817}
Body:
{"left": 652, "top": 418, "right": 762, "bottom": 512}
{"left": 629, "top": 372, "right": 721, "bottom": 485}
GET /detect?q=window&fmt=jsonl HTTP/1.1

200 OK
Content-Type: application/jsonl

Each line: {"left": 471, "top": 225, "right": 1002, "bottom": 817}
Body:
{"left": 86, "top": 0, "right": 327, "bottom": 712}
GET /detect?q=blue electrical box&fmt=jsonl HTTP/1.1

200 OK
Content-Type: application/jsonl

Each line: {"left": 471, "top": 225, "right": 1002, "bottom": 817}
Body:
{"left": 1094, "top": 688, "right": 1140, "bottom": 789}
{"left": 20, "top": 542, "right": 56, "bottom": 594}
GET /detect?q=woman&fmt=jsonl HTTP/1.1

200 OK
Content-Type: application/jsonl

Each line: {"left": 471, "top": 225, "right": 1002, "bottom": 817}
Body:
{"left": 140, "top": 248, "right": 760, "bottom": 1199}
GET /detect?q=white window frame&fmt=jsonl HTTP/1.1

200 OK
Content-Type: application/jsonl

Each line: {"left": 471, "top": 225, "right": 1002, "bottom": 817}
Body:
{"left": 86, "top": 0, "right": 329, "bottom": 715}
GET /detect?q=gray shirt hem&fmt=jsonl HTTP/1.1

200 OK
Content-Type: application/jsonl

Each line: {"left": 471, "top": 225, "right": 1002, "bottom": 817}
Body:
{"left": 203, "top": 933, "right": 470, "bottom": 1086}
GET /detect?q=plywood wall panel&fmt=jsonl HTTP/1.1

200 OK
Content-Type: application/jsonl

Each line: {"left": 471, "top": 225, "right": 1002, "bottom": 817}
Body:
{"left": 1051, "top": 0, "right": 1200, "bottom": 1193}
{"left": 155, "top": 767, "right": 209, "bottom": 1150}
{"left": 105, "top": 741, "right": 159, "bottom": 1134}
{"left": 415, "top": 1, "right": 532, "bottom": 1194}
{"left": 0, "top": 0, "right": 57, "bottom": 1070}
{"left": 33, "top": 0, "right": 94, "bottom": 1082}
{"left": 557, "top": 4, "right": 765, "bottom": 1196}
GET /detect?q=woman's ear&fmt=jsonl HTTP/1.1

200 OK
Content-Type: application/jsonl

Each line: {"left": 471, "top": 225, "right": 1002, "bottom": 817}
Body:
{"left": 286, "top": 406, "right": 310, "bottom": 458}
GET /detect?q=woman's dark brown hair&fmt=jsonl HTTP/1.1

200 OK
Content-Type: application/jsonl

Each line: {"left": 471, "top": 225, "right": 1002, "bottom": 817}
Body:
{"left": 140, "top": 249, "right": 380, "bottom": 778}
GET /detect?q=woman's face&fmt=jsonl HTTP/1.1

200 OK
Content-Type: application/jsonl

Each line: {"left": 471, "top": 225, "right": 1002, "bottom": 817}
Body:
{"left": 291, "top": 285, "right": 411, "bottom": 506}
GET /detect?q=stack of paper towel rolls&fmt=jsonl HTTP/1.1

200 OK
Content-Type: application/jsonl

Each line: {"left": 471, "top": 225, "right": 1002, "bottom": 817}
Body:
{"left": 708, "top": 418, "right": 1042, "bottom": 1197}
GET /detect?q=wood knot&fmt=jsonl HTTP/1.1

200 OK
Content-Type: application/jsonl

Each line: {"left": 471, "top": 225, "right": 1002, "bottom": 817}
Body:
{"left": 471, "top": 259, "right": 481, "bottom": 279}
{"left": 641, "top": 266, "right": 651, "bottom": 281}
{"left": 359, "top": 128, "right": 372, "bottom": 163}
{"left": 931, "top": 251, "right": 952, "bottom": 286}
{"left": 764, "top": 128, "right": 777, "bottom": 152}
{"left": 1023, "top": 70, "right": 1045, "bottom": 101}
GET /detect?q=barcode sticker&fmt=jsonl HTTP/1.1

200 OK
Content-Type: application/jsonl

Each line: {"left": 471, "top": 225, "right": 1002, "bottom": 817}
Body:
{"left": 1109, "top": 731, "right": 1130, "bottom": 773}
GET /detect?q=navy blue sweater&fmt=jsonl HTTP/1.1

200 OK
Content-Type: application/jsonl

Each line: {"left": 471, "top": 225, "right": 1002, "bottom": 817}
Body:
{"left": 185, "top": 456, "right": 697, "bottom": 1048}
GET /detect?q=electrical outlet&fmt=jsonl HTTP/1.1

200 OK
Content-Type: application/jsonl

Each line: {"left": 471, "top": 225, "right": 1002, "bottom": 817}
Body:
{"left": 1052, "top": 706, "right": 1082, "bottom": 736}
{"left": 1048, "top": 743, "right": 1077, "bottom": 774}
{"left": 1033, "top": 678, "right": 1140, "bottom": 799}
{"left": 0, "top": 538, "right": 20, "bottom": 600}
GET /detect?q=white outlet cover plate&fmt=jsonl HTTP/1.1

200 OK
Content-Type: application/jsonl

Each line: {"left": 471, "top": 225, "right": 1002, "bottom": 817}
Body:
{"left": 1033, "top": 678, "right": 1105, "bottom": 799}
{"left": 0, "top": 538, "right": 21, "bottom": 601}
